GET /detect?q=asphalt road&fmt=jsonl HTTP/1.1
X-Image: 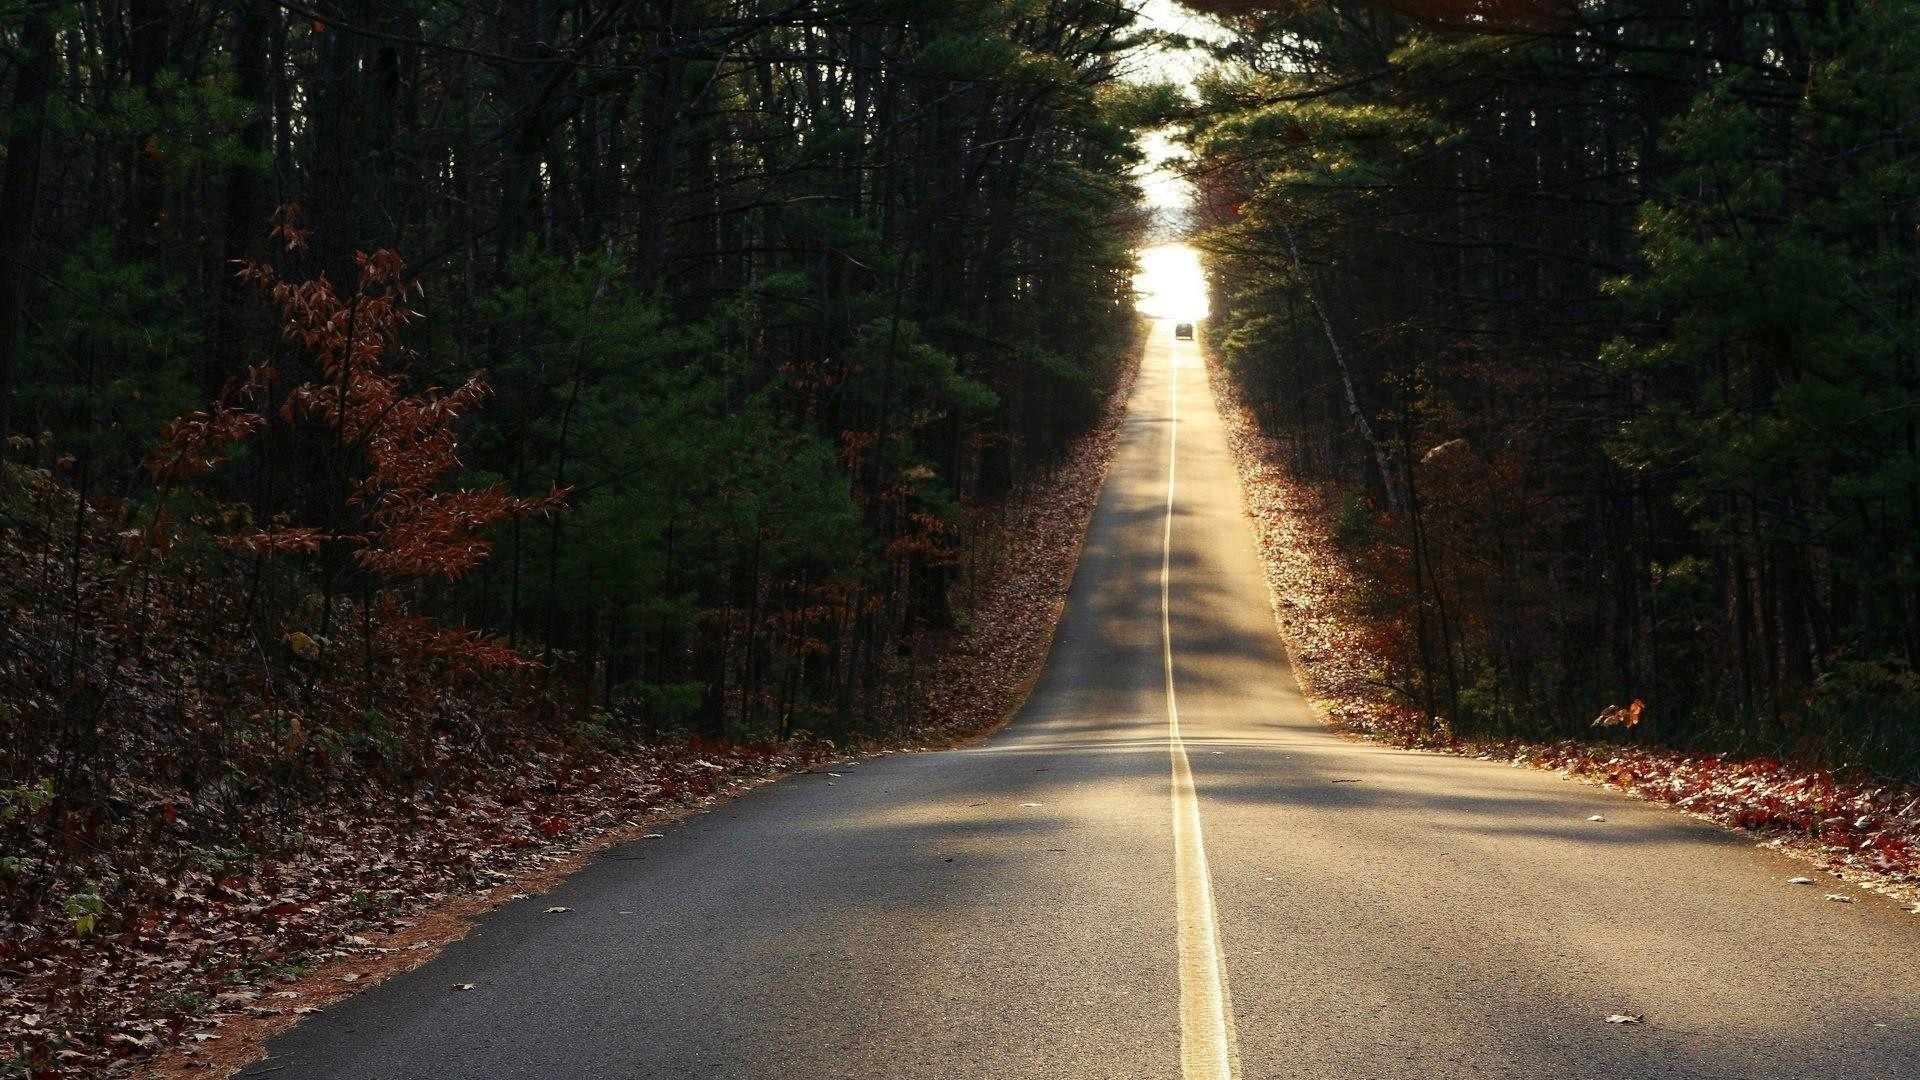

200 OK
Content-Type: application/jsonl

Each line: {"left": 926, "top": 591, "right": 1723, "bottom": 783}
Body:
{"left": 260, "top": 325, "right": 1920, "bottom": 1080}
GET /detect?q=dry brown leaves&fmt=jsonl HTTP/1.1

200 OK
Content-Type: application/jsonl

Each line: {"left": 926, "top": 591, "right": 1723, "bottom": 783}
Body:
{"left": 893, "top": 356, "right": 1140, "bottom": 746}
{"left": 1, "top": 345, "right": 1142, "bottom": 1079}
{"left": 2, "top": 739, "right": 818, "bottom": 1080}
{"left": 1207, "top": 359, "right": 1920, "bottom": 911}
{"left": 1208, "top": 366, "right": 1427, "bottom": 743}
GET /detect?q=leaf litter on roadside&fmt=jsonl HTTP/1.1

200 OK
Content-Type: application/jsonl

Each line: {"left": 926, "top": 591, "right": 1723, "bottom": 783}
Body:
{"left": 0, "top": 354, "right": 1141, "bottom": 1079}
{"left": 1211, "top": 365, "right": 1920, "bottom": 905}
{"left": 893, "top": 363, "right": 1135, "bottom": 746}
{"left": 0, "top": 737, "right": 816, "bottom": 1077}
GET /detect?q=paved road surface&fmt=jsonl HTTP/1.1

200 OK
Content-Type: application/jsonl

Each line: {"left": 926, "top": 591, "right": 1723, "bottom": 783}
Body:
{"left": 262, "top": 325, "right": 1920, "bottom": 1079}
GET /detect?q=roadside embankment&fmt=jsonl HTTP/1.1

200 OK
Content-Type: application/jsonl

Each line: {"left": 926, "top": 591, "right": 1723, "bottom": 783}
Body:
{"left": 1206, "top": 357, "right": 1920, "bottom": 916}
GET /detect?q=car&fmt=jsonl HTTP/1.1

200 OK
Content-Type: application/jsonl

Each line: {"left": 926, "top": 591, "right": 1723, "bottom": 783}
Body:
{"left": 1174, "top": 322, "right": 1194, "bottom": 340}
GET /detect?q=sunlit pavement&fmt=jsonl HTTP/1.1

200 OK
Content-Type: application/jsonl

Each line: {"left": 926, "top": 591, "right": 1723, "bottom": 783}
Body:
{"left": 257, "top": 323, "right": 1920, "bottom": 1080}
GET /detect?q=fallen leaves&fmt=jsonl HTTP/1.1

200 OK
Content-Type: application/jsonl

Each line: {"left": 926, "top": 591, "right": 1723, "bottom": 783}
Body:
{"left": 0, "top": 736, "right": 817, "bottom": 1076}
{"left": 1211, "top": 359, "right": 1920, "bottom": 906}
{"left": 1512, "top": 747, "right": 1920, "bottom": 886}
{"left": 893, "top": 357, "right": 1137, "bottom": 745}
{"left": 1213, "top": 369, "right": 1426, "bottom": 749}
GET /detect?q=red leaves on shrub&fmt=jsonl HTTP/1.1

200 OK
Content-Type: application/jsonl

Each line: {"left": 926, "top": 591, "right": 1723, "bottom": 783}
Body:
{"left": 146, "top": 403, "right": 267, "bottom": 482}
{"left": 217, "top": 527, "right": 330, "bottom": 555}
{"left": 374, "top": 610, "right": 539, "bottom": 674}
{"left": 154, "top": 208, "right": 567, "bottom": 593}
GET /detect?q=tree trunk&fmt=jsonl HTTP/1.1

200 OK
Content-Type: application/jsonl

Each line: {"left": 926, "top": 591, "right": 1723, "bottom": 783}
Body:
{"left": 0, "top": 5, "right": 54, "bottom": 443}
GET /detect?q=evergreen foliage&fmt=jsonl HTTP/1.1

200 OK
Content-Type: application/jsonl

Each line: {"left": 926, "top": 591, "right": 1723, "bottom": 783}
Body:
{"left": 0, "top": 1, "right": 1149, "bottom": 774}
{"left": 1182, "top": 0, "right": 1920, "bottom": 775}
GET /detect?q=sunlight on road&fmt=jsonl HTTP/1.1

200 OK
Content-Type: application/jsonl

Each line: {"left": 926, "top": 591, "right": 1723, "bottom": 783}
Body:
{"left": 1134, "top": 243, "right": 1210, "bottom": 321}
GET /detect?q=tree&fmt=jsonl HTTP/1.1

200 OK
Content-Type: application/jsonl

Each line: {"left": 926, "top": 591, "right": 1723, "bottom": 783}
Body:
{"left": 1181, "top": 0, "right": 1920, "bottom": 774}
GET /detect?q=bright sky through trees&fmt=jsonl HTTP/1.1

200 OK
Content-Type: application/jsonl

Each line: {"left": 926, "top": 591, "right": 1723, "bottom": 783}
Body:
{"left": 1134, "top": 243, "right": 1210, "bottom": 320}
{"left": 1129, "top": 0, "right": 1219, "bottom": 212}
{"left": 1129, "top": 3, "right": 1217, "bottom": 319}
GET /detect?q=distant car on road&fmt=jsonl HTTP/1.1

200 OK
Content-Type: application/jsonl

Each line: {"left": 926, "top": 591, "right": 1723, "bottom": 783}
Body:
{"left": 1174, "top": 322, "right": 1194, "bottom": 340}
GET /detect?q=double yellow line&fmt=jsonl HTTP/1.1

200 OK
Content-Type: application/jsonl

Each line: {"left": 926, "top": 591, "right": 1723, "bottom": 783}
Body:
{"left": 1159, "top": 336, "right": 1241, "bottom": 1080}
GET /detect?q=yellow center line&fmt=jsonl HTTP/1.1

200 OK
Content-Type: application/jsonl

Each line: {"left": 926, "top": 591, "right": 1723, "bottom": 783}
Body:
{"left": 1162, "top": 336, "right": 1240, "bottom": 1080}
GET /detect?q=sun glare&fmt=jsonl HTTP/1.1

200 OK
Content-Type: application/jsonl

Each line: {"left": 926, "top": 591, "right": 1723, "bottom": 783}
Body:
{"left": 1133, "top": 243, "right": 1210, "bottom": 321}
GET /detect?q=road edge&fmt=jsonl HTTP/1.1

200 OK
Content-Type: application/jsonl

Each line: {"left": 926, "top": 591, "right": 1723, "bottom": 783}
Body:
{"left": 135, "top": 337, "right": 1147, "bottom": 1080}
{"left": 1201, "top": 346, "right": 1920, "bottom": 917}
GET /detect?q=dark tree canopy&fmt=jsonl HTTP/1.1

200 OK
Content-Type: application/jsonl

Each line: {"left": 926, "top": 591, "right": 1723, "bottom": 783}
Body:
{"left": 0, "top": 0, "right": 1151, "bottom": 749}
{"left": 1182, "top": 0, "right": 1920, "bottom": 775}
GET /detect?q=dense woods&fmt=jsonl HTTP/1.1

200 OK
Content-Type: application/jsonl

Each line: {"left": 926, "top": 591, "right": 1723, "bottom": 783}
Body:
{"left": 0, "top": 0, "right": 1147, "bottom": 773}
{"left": 0, "top": 2, "right": 1148, "bottom": 1066}
{"left": 10, "top": 0, "right": 1919, "bottom": 1069}
{"left": 1182, "top": 0, "right": 1920, "bottom": 777}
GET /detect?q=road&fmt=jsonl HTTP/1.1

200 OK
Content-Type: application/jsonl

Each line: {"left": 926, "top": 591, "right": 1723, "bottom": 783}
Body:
{"left": 260, "top": 325, "right": 1920, "bottom": 1080}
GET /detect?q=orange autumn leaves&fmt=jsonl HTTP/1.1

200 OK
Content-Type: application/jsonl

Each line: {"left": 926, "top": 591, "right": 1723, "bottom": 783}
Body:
{"left": 149, "top": 208, "right": 564, "bottom": 666}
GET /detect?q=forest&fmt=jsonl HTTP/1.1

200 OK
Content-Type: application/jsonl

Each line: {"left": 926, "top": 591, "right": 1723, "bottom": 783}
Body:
{"left": 0, "top": 1, "right": 1148, "bottom": 796}
{"left": 1181, "top": 0, "right": 1920, "bottom": 779}
{"left": 0, "top": 2, "right": 1148, "bottom": 1066}
{"left": 6, "top": 0, "right": 1920, "bottom": 1072}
